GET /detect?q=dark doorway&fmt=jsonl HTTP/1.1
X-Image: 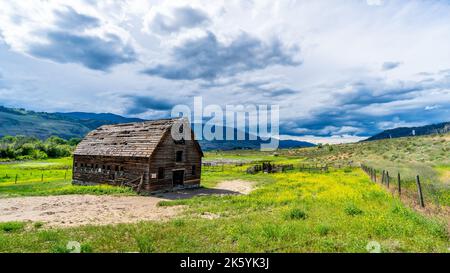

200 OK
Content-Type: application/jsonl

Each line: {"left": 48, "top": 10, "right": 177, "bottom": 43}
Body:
{"left": 172, "top": 170, "right": 184, "bottom": 186}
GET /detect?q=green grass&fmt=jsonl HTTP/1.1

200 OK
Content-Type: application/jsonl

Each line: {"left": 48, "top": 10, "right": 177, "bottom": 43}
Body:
{"left": 0, "top": 158, "right": 72, "bottom": 183}
{"left": 208, "top": 133, "right": 450, "bottom": 206}
{"left": 0, "top": 158, "right": 135, "bottom": 197}
{"left": 0, "top": 168, "right": 447, "bottom": 253}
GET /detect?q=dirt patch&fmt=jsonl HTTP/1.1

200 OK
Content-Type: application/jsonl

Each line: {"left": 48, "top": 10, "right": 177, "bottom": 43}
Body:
{"left": 160, "top": 180, "right": 255, "bottom": 200}
{"left": 215, "top": 180, "right": 255, "bottom": 195}
{"left": 0, "top": 180, "right": 255, "bottom": 228}
{"left": 440, "top": 170, "right": 450, "bottom": 184}
{"left": 0, "top": 195, "right": 183, "bottom": 228}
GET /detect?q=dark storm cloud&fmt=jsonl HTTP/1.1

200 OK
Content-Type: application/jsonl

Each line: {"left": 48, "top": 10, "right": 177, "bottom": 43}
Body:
{"left": 23, "top": 7, "right": 136, "bottom": 71}
{"left": 149, "top": 6, "right": 210, "bottom": 34}
{"left": 142, "top": 32, "right": 300, "bottom": 80}
{"left": 281, "top": 76, "right": 450, "bottom": 137}
{"left": 123, "top": 95, "right": 176, "bottom": 115}
{"left": 382, "top": 61, "right": 401, "bottom": 71}
{"left": 29, "top": 31, "right": 136, "bottom": 71}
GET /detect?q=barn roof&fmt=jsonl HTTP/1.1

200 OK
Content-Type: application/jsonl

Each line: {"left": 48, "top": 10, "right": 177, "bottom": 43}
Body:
{"left": 74, "top": 118, "right": 187, "bottom": 158}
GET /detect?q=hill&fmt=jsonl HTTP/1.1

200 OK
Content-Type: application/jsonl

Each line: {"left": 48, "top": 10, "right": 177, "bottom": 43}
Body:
{"left": 366, "top": 121, "right": 450, "bottom": 141}
{"left": 0, "top": 106, "right": 141, "bottom": 140}
{"left": 0, "top": 106, "right": 314, "bottom": 150}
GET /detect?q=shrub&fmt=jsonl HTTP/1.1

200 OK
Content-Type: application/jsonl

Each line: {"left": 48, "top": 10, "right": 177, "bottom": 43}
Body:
{"left": 286, "top": 208, "right": 307, "bottom": 220}
{"left": 344, "top": 204, "right": 363, "bottom": 216}
{"left": 33, "top": 222, "right": 44, "bottom": 229}
{"left": 317, "top": 225, "right": 331, "bottom": 236}
{"left": 0, "top": 222, "right": 26, "bottom": 233}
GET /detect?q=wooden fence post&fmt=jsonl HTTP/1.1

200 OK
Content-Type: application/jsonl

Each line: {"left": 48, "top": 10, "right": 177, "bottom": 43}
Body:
{"left": 415, "top": 175, "right": 425, "bottom": 208}
{"left": 41, "top": 173, "right": 44, "bottom": 182}
{"left": 15, "top": 174, "right": 18, "bottom": 184}
{"left": 373, "top": 170, "right": 376, "bottom": 182}
{"left": 381, "top": 170, "right": 385, "bottom": 184}
{"left": 386, "top": 171, "right": 390, "bottom": 188}
{"left": 137, "top": 175, "right": 144, "bottom": 193}
{"left": 397, "top": 172, "right": 401, "bottom": 196}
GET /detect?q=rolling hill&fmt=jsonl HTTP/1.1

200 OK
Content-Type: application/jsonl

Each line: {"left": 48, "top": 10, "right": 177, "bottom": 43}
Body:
{"left": 0, "top": 106, "right": 141, "bottom": 140}
{"left": 366, "top": 121, "right": 450, "bottom": 141}
{"left": 0, "top": 106, "right": 314, "bottom": 150}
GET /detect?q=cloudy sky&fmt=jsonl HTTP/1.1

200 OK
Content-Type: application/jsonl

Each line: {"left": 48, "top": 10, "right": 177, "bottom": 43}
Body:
{"left": 0, "top": 0, "right": 449, "bottom": 143}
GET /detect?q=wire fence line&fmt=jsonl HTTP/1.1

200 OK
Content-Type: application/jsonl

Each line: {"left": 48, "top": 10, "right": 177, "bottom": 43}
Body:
{"left": 0, "top": 168, "right": 71, "bottom": 184}
{"left": 360, "top": 164, "right": 448, "bottom": 209}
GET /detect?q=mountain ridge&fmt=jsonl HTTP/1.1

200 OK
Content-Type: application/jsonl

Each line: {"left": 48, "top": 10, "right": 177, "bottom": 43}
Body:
{"left": 0, "top": 106, "right": 314, "bottom": 150}
{"left": 365, "top": 121, "right": 450, "bottom": 141}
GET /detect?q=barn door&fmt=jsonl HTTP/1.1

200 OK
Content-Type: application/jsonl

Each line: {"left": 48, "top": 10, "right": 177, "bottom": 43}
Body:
{"left": 172, "top": 170, "right": 184, "bottom": 186}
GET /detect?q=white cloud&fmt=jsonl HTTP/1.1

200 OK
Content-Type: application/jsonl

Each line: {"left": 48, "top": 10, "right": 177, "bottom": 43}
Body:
{"left": 280, "top": 134, "right": 367, "bottom": 145}
{"left": 0, "top": 0, "right": 449, "bottom": 137}
{"left": 366, "top": 0, "right": 384, "bottom": 6}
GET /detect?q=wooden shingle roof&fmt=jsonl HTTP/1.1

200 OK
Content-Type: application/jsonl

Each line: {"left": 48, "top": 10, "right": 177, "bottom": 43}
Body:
{"left": 74, "top": 118, "right": 183, "bottom": 158}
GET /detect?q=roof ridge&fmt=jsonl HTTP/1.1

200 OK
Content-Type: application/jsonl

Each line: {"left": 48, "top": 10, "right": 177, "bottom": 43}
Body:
{"left": 99, "top": 117, "right": 184, "bottom": 128}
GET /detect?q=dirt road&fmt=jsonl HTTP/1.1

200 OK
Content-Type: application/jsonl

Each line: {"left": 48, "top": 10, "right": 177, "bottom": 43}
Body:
{"left": 0, "top": 180, "right": 254, "bottom": 227}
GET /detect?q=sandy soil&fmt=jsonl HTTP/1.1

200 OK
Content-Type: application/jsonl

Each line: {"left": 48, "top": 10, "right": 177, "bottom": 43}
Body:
{"left": 0, "top": 180, "right": 255, "bottom": 228}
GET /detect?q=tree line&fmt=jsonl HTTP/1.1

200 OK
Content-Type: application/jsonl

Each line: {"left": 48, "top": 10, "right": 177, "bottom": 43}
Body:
{"left": 0, "top": 135, "right": 81, "bottom": 160}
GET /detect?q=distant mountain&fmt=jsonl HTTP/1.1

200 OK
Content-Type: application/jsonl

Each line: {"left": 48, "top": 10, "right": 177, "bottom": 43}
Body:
{"left": 55, "top": 112, "right": 144, "bottom": 123}
{"left": 0, "top": 106, "right": 142, "bottom": 140}
{"left": 365, "top": 121, "right": 450, "bottom": 141}
{"left": 54, "top": 112, "right": 145, "bottom": 133}
{"left": 194, "top": 125, "right": 315, "bottom": 151}
{"left": 198, "top": 138, "right": 315, "bottom": 151}
{"left": 0, "top": 106, "right": 314, "bottom": 150}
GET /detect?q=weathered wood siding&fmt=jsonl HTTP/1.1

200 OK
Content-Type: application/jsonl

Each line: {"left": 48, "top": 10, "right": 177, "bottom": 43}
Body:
{"left": 146, "top": 132, "right": 202, "bottom": 192}
{"left": 73, "top": 155, "right": 149, "bottom": 189}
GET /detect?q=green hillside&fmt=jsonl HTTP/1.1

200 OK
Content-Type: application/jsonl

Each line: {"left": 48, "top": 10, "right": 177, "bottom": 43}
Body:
{"left": 0, "top": 107, "right": 92, "bottom": 139}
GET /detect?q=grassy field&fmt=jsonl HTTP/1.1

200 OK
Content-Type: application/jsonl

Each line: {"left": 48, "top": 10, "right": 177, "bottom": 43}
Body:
{"left": 0, "top": 158, "right": 134, "bottom": 197}
{"left": 0, "top": 134, "right": 448, "bottom": 253}
{"left": 208, "top": 133, "right": 450, "bottom": 207}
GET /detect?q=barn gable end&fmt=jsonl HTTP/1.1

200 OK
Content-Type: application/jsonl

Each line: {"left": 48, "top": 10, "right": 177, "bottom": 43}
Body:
{"left": 72, "top": 118, "right": 202, "bottom": 193}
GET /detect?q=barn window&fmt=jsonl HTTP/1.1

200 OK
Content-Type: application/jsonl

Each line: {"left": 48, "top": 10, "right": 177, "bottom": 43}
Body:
{"left": 176, "top": 151, "right": 183, "bottom": 162}
{"left": 192, "top": 165, "right": 196, "bottom": 176}
{"left": 158, "top": 167, "right": 165, "bottom": 179}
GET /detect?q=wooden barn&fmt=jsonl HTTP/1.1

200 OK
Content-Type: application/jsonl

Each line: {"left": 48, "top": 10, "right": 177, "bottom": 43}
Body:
{"left": 72, "top": 118, "right": 203, "bottom": 193}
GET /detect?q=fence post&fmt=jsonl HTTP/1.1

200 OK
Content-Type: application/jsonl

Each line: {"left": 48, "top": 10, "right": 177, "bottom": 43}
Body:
{"left": 381, "top": 170, "right": 385, "bottom": 184}
{"left": 373, "top": 170, "right": 376, "bottom": 182}
{"left": 386, "top": 171, "right": 390, "bottom": 188}
{"left": 41, "top": 173, "right": 44, "bottom": 182}
{"left": 397, "top": 172, "right": 401, "bottom": 196}
{"left": 15, "top": 174, "right": 18, "bottom": 184}
{"left": 415, "top": 175, "right": 425, "bottom": 208}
